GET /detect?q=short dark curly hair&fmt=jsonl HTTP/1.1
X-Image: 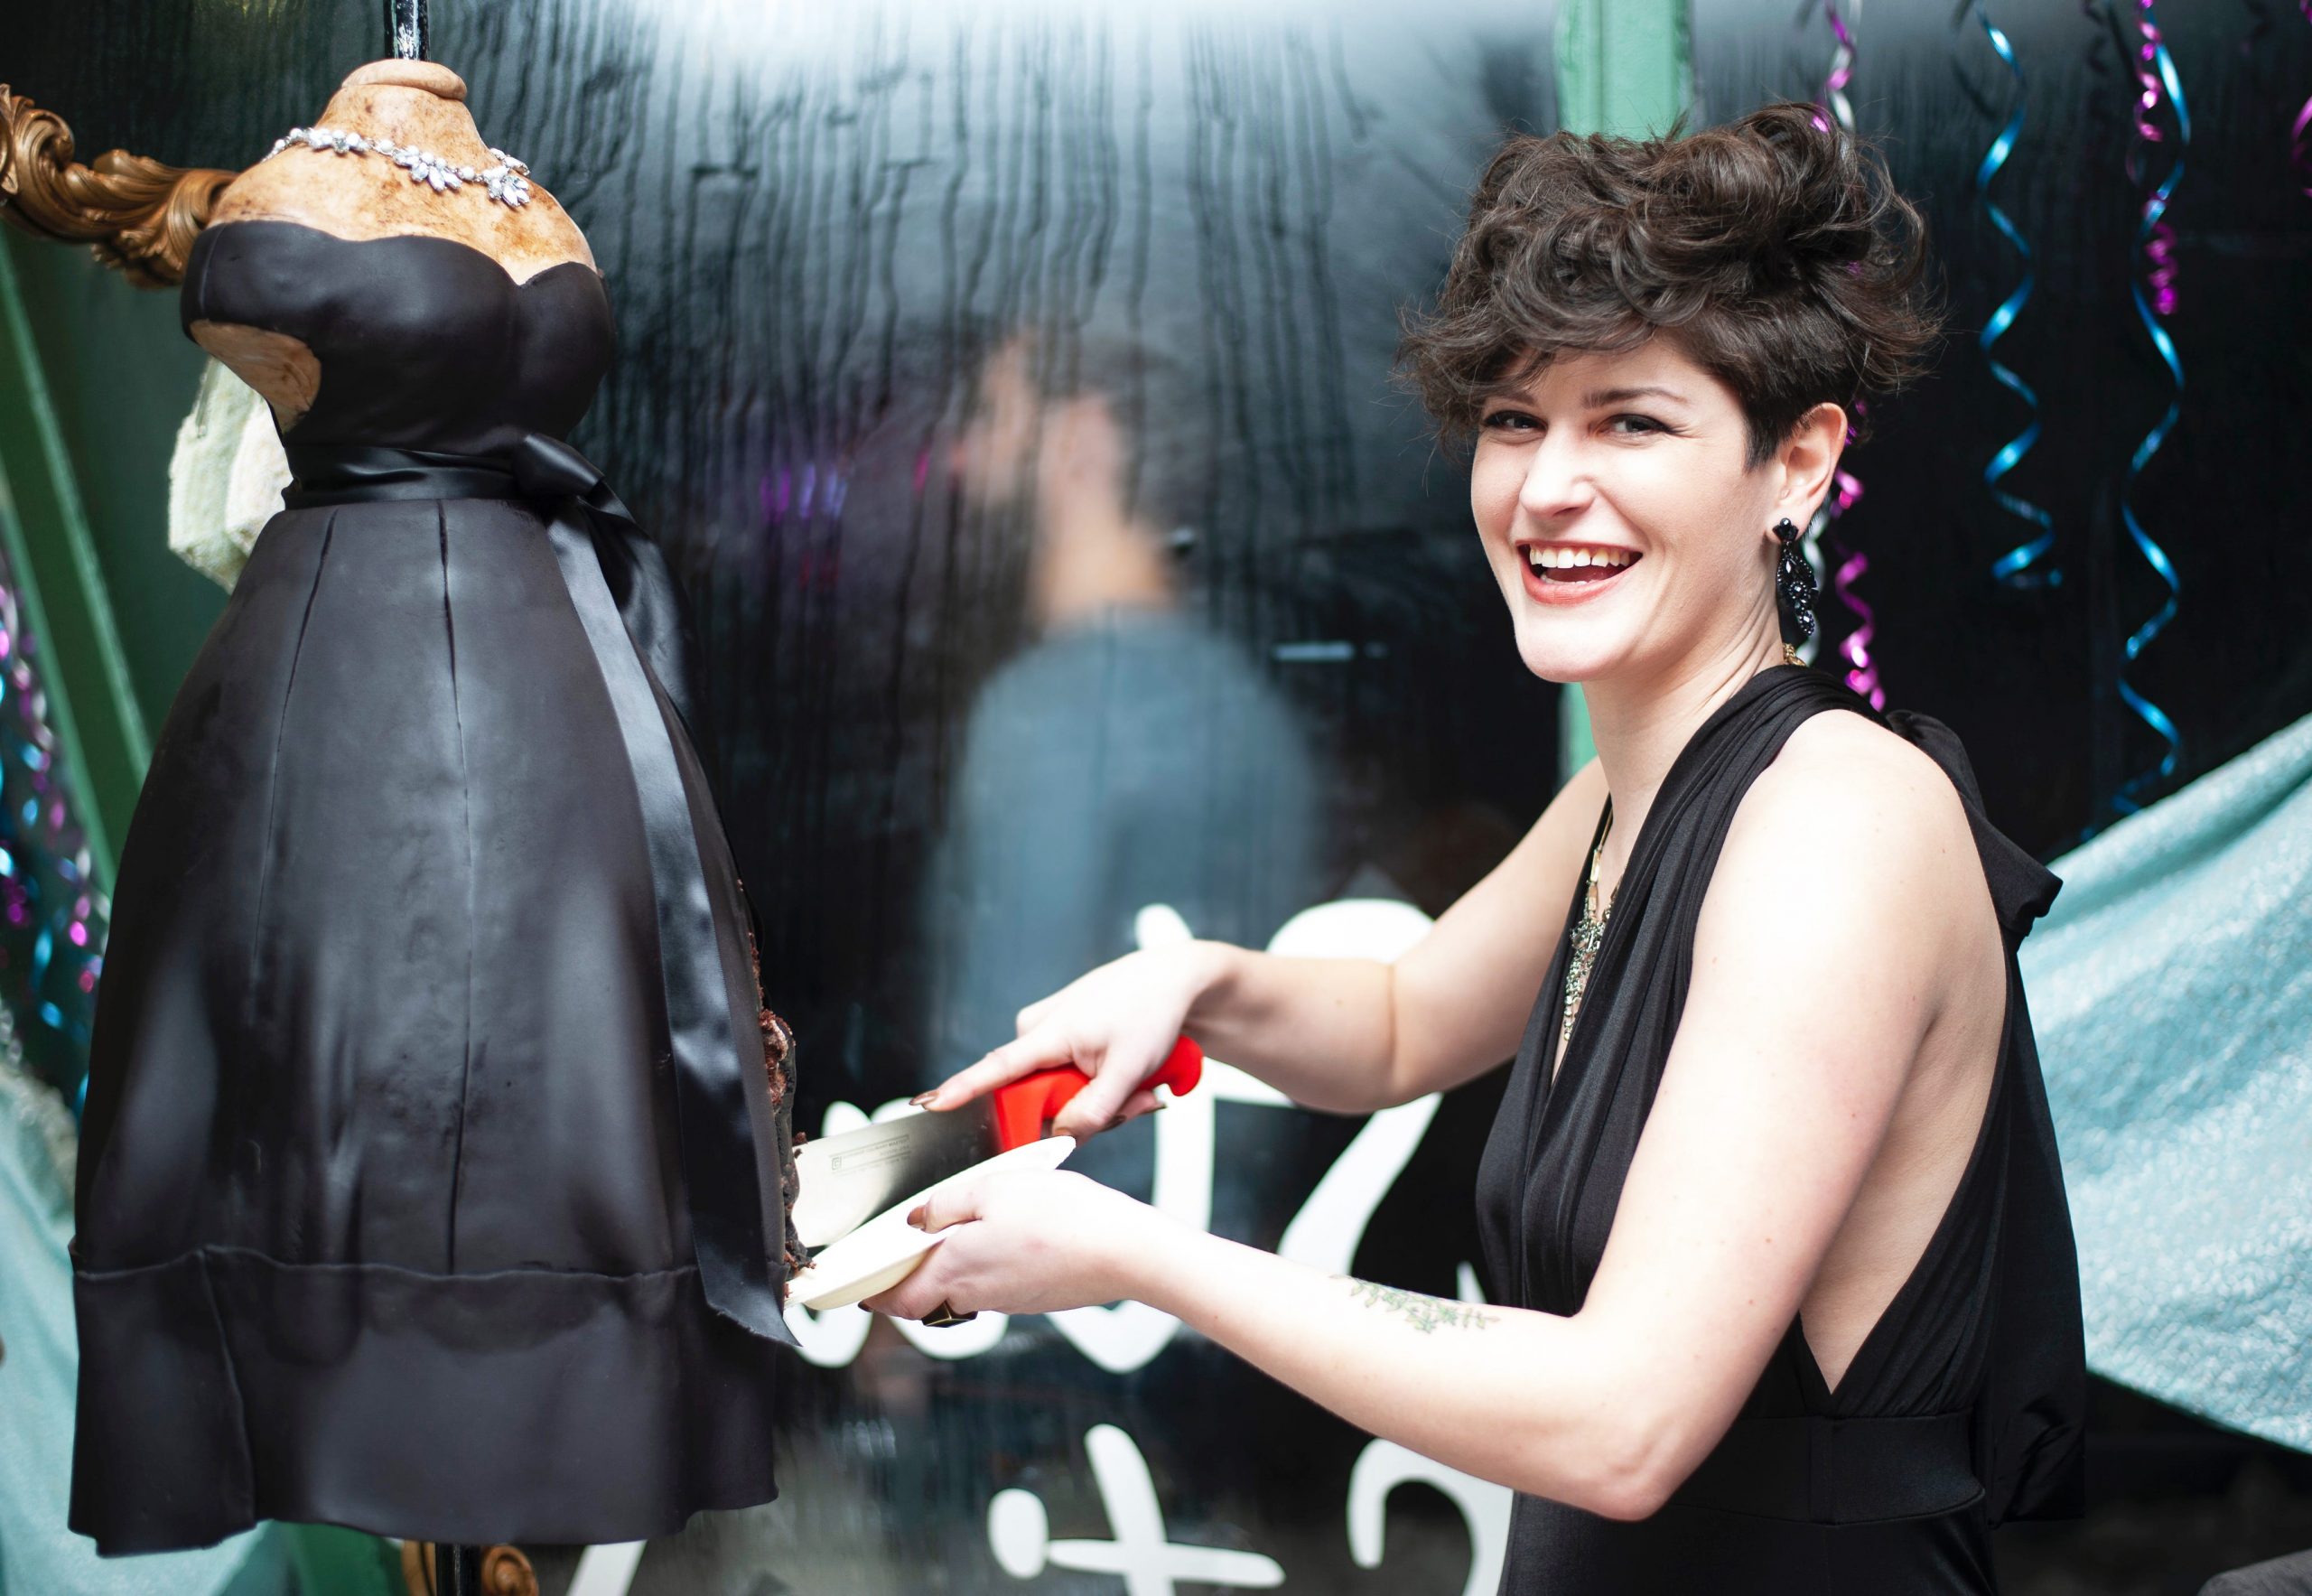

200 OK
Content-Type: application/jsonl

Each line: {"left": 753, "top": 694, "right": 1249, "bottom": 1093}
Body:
{"left": 1399, "top": 102, "right": 1944, "bottom": 467}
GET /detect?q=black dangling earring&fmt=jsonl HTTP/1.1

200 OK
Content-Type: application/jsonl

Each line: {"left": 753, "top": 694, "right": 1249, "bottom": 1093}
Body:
{"left": 1772, "top": 516, "right": 1818, "bottom": 666}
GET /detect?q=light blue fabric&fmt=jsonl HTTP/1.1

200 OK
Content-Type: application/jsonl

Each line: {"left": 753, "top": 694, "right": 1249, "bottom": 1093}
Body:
{"left": 0, "top": 1056, "right": 284, "bottom": 1595}
{"left": 2026, "top": 710, "right": 2312, "bottom": 1453}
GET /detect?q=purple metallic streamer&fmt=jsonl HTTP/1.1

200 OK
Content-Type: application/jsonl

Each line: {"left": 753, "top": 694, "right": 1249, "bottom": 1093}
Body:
{"left": 1821, "top": 458, "right": 1885, "bottom": 710}
{"left": 2110, "top": 0, "right": 2187, "bottom": 817}
{"left": 0, "top": 559, "right": 108, "bottom": 1075}
{"left": 1804, "top": 1, "right": 1888, "bottom": 707}
{"left": 1813, "top": 0, "right": 1858, "bottom": 134}
{"left": 2294, "top": 2, "right": 2312, "bottom": 196}
{"left": 2126, "top": 4, "right": 2182, "bottom": 318}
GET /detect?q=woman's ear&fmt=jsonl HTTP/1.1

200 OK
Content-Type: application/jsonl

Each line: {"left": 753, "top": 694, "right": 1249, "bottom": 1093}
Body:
{"left": 1775, "top": 402, "right": 1849, "bottom": 527}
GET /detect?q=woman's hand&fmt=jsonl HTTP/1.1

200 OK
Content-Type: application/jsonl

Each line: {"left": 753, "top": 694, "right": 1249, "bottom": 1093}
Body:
{"left": 917, "top": 942, "right": 1221, "bottom": 1141}
{"left": 862, "top": 1168, "right": 1166, "bottom": 1321}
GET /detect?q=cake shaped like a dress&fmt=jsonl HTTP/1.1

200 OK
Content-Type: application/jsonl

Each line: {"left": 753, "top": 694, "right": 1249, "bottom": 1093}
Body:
{"left": 70, "top": 210, "right": 800, "bottom": 1555}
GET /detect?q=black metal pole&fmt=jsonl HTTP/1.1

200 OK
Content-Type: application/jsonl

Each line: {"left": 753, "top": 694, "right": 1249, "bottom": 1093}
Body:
{"left": 387, "top": 0, "right": 430, "bottom": 61}
{"left": 432, "top": 1543, "right": 484, "bottom": 1596}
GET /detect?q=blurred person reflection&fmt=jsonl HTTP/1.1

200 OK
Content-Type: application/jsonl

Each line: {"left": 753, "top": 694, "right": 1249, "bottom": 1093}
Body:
{"left": 925, "top": 330, "right": 1320, "bottom": 1171}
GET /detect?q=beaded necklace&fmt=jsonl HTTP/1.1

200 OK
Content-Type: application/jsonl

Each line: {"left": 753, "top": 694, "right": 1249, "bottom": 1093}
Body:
{"left": 1559, "top": 807, "right": 1617, "bottom": 1050}
{"left": 265, "top": 124, "right": 534, "bottom": 208}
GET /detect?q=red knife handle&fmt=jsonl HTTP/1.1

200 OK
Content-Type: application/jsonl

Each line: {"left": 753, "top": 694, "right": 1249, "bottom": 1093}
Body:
{"left": 989, "top": 1037, "right": 1205, "bottom": 1152}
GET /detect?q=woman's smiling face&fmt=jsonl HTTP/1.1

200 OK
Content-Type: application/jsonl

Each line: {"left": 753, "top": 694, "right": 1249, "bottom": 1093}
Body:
{"left": 1468, "top": 337, "right": 1827, "bottom": 687}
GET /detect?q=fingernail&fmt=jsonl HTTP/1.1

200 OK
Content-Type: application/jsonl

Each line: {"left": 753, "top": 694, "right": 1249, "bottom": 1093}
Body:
{"left": 909, "top": 1091, "right": 938, "bottom": 1108}
{"left": 906, "top": 1204, "right": 928, "bottom": 1228}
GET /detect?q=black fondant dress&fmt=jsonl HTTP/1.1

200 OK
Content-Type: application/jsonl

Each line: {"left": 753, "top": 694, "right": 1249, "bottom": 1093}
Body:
{"left": 1474, "top": 667, "right": 2085, "bottom": 1593}
{"left": 70, "top": 220, "right": 799, "bottom": 1556}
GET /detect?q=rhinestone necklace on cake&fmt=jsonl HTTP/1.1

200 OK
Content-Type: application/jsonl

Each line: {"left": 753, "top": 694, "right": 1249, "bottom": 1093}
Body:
{"left": 264, "top": 124, "right": 535, "bottom": 208}
{"left": 1559, "top": 806, "right": 1617, "bottom": 1050}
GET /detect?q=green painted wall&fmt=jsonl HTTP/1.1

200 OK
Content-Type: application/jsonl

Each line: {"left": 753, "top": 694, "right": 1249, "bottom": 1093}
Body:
{"left": 2, "top": 230, "right": 224, "bottom": 743}
{"left": 1555, "top": 0, "right": 1693, "bottom": 143}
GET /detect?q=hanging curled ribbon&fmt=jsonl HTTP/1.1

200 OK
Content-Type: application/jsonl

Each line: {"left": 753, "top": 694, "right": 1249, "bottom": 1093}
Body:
{"left": 1974, "top": 6, "right": 2058, "bottom": 588}
{"left": 1811, "top": 0, "right": 1857, "bottom": 135}
{"left": 1803, "top": 0, "right": 1888, "bottom": 707}
{"left": 2294, "top": 2, "right": 2312, "bottom": 196}
{"left": 1822, "top": 456, "right": 1884, "bottom": 709}
{"left": 2113, "top": 0, "right": 2186, "bottom": 814}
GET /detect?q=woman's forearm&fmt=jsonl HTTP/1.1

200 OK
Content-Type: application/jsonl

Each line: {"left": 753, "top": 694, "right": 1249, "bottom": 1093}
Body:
{"left": 1180, "top": 941, "right": 1412, "bottom": 1111}
{"left": 1117, "top": 1205, "right": 1669, "bottom": 1519}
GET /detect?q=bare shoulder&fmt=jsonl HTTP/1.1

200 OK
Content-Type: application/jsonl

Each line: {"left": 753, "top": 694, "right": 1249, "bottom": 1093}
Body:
{"left": 209, "top": 157, "right": 311, "bottom": 227}
{"left": 1673, "top": 707, "right": 1996, "bottom": 1118}
{"left": 208, "top": 158, "right": 406, "bottom": 239}
{"left": 1719, "top": 708, "right": 1983, "bottom": 947}
{"left": 210, "top": 155, "right": 595, "bottom": 279}
{"left": 1748, "top": 709, "right": 1969, "bottom": 855}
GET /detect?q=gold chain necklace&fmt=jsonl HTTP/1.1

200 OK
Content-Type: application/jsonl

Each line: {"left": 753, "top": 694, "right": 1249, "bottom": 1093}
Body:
{"left": 1560, "top": 807, "right": 1617, "bottom": 1049}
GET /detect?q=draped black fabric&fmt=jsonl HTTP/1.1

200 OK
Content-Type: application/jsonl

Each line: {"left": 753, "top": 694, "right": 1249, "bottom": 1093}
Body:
{"left": 70, "top": 221, "right": 796, "bottom": 1555}
{"left": 1472, "top": 666, "right": 2084, "bottom": 1594}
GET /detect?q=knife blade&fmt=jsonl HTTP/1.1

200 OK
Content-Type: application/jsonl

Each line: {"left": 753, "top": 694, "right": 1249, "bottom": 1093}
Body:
{"left": 790, "top": 1038, "right": 1204, "bottom": 1250}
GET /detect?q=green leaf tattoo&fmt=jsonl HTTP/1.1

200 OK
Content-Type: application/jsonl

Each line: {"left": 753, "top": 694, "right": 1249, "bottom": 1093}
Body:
{"left": 1341, "top": 1277, "right": 1495, "bottom": 1334}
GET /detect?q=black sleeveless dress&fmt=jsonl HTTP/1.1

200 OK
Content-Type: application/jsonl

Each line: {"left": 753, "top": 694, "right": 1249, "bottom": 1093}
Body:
{"left": 70, "top": 220, "right": 799, "bottom": 1555}
{"left": 1474, "top": 667, "right": 2085, "bottom": 1593}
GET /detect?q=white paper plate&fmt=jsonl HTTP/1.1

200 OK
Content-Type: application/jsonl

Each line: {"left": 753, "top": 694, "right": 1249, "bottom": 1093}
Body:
{"left": 789, "top": 1134, "right": 1079, "bottom": 1312}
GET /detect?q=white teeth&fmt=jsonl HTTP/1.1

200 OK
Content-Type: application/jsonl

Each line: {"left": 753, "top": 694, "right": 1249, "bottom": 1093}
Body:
{"left": 1525, "top": 545, "right": 1635, "bottom": 570}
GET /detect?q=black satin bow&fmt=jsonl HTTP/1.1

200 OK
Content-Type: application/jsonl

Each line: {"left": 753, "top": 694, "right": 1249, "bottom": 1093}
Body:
{"left": 283, "top": 437, "right": 698, "bottom": 731}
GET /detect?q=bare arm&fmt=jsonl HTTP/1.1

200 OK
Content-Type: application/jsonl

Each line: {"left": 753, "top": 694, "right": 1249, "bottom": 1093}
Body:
{"left": 883, "top": 725, "right": 1974, "bottom": 1516}
{"left": 923, "top": 759, "right": 1608, "bottom": 1134}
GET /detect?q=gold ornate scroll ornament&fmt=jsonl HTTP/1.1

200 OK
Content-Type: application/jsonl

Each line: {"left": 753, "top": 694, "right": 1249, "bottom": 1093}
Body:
{"left": 0, "top": 85, "right": 237, "bottom": 287}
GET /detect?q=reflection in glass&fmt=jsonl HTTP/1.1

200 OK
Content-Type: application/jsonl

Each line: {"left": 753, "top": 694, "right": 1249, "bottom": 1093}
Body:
{"left": 928, "top": 327, "right": 1321, "bottom": 1162}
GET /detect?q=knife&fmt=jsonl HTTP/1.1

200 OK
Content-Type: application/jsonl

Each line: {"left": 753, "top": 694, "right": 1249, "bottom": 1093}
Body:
{"left": 790, "top": 1038, "right": 1205, "bottom": 1250}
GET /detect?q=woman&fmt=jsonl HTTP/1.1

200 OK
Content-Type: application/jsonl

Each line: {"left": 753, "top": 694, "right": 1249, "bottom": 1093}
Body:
{"left": 870, "top": 103, "right": 2085, "bottom": 1592}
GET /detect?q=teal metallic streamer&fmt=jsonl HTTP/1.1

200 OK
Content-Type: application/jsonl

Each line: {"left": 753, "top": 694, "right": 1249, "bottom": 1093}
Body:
{"left": 1974, "top": 5, "right": 2058, "bottom": 588}
{"left": 2114, "top": 1, "right": 2186, "bottom": 817}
